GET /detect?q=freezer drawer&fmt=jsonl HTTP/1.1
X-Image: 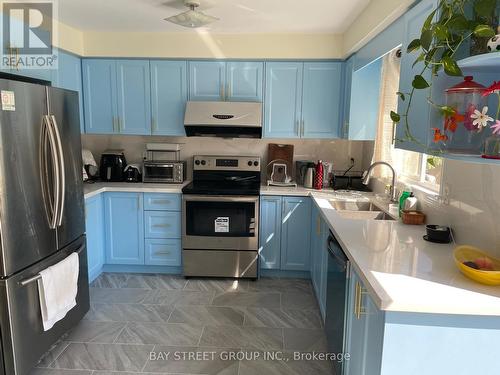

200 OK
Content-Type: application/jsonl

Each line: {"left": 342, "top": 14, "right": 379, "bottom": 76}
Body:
{"left": 0, "top": 236, "right": 89, "bottom": 375}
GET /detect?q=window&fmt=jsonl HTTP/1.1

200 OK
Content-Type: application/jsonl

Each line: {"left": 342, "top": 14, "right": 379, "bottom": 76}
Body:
{"left": 371, "top": 47, "right": 442, "bottom": 191}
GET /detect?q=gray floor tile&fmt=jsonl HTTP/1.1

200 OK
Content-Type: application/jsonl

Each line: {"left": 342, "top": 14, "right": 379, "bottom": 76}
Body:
{"left": 89, "top": 288, "right": 148, "bottom": 304}
{"left": 142, "top": 289, "right": 214, "bottom": 306}
{"left": 281, "top": 291, "right": 319, "bottom": 310}
{"left": 144, "top": 346, "right": 239, "bottom": 374}
{"left": 51, "top": 342, "right": 153, "bottom": 372}
{"left": 36, "top": 340, "right": 70, "bottom": 368}
{"left": 283, "top": 328, "right": 328, "bottom": 351}
{"left": 90, "top": 273, "right": 129, "bottom": 288}
{"left": 84, "top": 303, "right": 173, "bottom": 323}
{"left": 115, "top": 322, "right": 203, "bottom": 346}
{"left": 244, "top": 307, "right": 322, "bottom": 329}
{"left": 66, "top": 320, "right": 126, "bottom": 343}
{"left": 199, "top": 325, "right": 283, "bottom": 350}
{"left": 169, "top": 305, "right": 245, "bottom": 326}
{"left": 122, "top": 274, "right": 187, "bottom": 290}
{"left": 30, "top": 369, "right": 92, "bottom": 375}
{"left": 247, "top": 278, "right": 313, "bottom": 294}
{"left": 212, "top": 292, "right": 281, "bottom": 308}
{"left": 184, "top": 278, "right": 249, "bottom": 293}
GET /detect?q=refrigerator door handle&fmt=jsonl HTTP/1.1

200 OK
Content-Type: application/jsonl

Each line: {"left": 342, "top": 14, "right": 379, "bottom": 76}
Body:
{"left": 40, "top": 115, "right": 60, "bottom": 229}
{"left": 49, "top": 115, "right": 66, "bottom": 227}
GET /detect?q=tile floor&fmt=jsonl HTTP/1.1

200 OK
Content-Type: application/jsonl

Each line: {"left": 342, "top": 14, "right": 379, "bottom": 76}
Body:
{"left": 31, "top": 273, "right": 335, "bottom": 375}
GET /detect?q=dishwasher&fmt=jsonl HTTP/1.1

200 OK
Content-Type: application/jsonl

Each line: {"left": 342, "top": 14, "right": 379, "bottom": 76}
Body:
{"left": 325, "top": 230, "right": 350, "bottom": 375}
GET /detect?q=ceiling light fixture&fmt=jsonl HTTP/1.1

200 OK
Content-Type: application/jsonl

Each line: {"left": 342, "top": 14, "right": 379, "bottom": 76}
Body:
{"left": 164, "top": 0, "right": 219, "bottom": 29}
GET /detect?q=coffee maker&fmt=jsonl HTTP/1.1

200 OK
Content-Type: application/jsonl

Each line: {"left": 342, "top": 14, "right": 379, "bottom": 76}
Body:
{"left": 100, "top": 150, "right": 127, "bottom": 182}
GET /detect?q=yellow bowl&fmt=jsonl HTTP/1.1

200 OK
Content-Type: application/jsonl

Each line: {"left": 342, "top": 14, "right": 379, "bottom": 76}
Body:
{"left": 454, "top": 246, "right": 500, "bottom": 286}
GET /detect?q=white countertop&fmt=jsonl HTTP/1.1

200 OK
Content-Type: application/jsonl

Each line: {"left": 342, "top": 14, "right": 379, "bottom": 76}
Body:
{"left": 83, "top": 181, "right": 190, "bottom": 199}
{"left": 311, "top": 194, "right": 500, "bottom": 317}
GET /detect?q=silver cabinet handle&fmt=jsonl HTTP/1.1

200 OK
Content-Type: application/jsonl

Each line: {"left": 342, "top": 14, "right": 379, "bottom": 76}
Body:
{"left": 118, "top": 117, "right": 123, "bottom": 132}
{"left": 227, "top": 84, "right": 231, "bottom": 100}
{"left": 153, "top": 223, "right": 170, "bottom": 228}
{"left": 301, "top": 120, "right": 305, "bottom": 137}
{"left": 151, "top": 199, "right": 171, "bottom": 205}
{"left": 151, "top": 118, "right": 157, "bottom": 133}
{"left": 50, "top": 115, "right": 65, "bottom": 227}
{"left": 154, "top": 251, "right": 171, "bottom": 255}
{"left": 220, "top": 85, "right": 225, "bottom": 101}
{"left": 112, "top": 117, "right": 117, "bottom": 132}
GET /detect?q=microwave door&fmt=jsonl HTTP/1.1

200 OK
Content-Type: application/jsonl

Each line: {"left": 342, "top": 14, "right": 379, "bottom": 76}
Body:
{"left": 0, "top": 80, "right": 57, "bottom": 277}
{"left": 47, "top": 87, "right": 85, "bottom": 250}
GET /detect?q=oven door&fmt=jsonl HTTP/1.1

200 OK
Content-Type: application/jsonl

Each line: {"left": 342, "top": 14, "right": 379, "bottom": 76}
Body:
{"left": 182, "top": 195, "right": 259, "bottom": 251}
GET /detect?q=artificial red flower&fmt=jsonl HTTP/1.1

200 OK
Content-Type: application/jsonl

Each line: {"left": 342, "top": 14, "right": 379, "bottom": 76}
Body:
{"left": 432, "top": 128, "right": 448, "bottom": 143}
{"left": 444, "top": 111, "right": 465, "bottom": 132}
{"left": 482, "top": 81, "right": 500, "bottom": 97}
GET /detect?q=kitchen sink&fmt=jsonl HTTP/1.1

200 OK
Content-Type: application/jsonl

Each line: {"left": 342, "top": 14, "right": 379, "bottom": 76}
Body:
{"left": 329, "top": 200, "right": 396, "bottom": 221}
{"left": 329, "top": 200, "right": 382, "bottom": 212}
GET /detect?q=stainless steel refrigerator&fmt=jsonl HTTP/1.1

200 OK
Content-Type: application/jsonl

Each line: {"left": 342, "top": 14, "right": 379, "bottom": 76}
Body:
{"left": 0, "top": 78, "right": 89, "bottom": 375}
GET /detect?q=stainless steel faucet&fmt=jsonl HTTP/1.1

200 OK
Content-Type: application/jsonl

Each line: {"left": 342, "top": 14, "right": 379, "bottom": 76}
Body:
{"left": 362, "top": 161, "right": 398, "bottom": 202}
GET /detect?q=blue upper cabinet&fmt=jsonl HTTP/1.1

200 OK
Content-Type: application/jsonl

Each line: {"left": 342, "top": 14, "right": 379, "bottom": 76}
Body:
{"left": 189, "top": 61, "right": 226, "bottom": 101}
{"left": 342, "top": 56, "right": 355, "bottom": 138}
{"left": 259, "top": 196, "right": 282, "bottom": 270}
{"left": 150, "top": 60, "right": 187, "bottom": 136}
{"left": 52, "top": 50, "right": 85, "bottom": 133}
{"left": 116, "top": 60, "right": 151, "bottom": 135}
{"left": 396, "top": 0, "right": 438, "bottom": 152}
{"left": 226, "top": 62, "right": 263, "bottom": 102}
{"left": 103, "top": 192, "right": 145, "bottom": 265}
{"left": 302, "top": 62, "right": 342, "bottom": 139}
{"left": 264, "top": 62, "right": 303, "bottom": 138}
{"left": 348, "top": 58, "right": 383, "bottom": 140}
{"left": 280, "top": 196, "right": 311, "bottom": 271}
{"left": 82, "top": 59, "right": 118, "bottom": 134}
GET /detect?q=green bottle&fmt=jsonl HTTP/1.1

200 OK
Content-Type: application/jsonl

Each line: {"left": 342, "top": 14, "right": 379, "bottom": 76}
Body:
{"left": 399, "top": 191, "right": 411, "bottom": 217}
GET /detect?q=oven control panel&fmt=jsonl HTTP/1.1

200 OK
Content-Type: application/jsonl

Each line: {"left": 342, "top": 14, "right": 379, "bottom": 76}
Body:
{"left": 193, "top": 156, "right": 261, "bottom": 171}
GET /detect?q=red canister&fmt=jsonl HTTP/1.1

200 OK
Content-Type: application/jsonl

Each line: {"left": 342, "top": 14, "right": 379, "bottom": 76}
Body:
{"left": 314, "top": 160, "right": 323, "bottom": 190}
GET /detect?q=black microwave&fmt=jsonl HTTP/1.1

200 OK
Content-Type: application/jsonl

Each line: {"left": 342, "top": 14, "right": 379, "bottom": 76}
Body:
{"left": 142, "top": 161, "right": 186, "bottom": 183}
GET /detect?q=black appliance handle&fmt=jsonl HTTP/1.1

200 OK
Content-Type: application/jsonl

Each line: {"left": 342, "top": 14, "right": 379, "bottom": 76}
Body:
{"left": 327, "top": 235, "right": 348, "bottom": 269}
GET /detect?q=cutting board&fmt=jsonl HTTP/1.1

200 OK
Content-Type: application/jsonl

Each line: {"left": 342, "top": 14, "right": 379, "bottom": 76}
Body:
{"left": 267, "top": 144, "right": 294, "bottom": 180}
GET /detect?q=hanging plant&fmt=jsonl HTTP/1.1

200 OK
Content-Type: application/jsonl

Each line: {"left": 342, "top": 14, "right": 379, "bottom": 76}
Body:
{"left": 391, "top": 0, "right": 498, "bottom": 151}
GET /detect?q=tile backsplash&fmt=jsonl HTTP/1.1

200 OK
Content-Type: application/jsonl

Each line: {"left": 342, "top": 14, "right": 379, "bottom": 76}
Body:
{"left": 81, "top": 134, "right": 373, "bottom": 180}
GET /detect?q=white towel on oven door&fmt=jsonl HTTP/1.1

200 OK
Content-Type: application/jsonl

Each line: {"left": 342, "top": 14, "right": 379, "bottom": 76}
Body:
{"left": 37, "top": 252, "right": 79, "bottom": 331}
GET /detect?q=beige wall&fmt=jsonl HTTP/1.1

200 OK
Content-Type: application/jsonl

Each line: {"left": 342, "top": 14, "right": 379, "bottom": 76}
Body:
{"left": 57, "top": 21, "right": 84, "bottom": 55}
{"left": 342, "top": 0, "right": 416, "bottom": 56}
{"left": 82, "top": 32, "right": 343, "bottom": 59}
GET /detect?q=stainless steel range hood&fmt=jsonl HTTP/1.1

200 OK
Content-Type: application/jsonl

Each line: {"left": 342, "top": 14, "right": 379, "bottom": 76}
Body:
{"left": 184, "top": 101, "right": 262, "bottom": 138}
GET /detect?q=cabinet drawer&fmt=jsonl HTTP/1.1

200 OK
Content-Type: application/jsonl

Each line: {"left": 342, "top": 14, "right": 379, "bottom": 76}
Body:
{"left": 144, "top": 193, "right": 181, "bottom": 211}
{"left": 145, "top": 239, "right": 181, "bottom": 266}
{"left": 144, "top": 211, "right": 181, "bottom": 239}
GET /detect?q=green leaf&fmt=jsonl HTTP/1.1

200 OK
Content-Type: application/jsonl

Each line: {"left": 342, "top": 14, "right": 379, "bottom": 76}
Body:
{"left": 420, "top": 29, "right": 433, "bottom": 51}
{"left": 412, "top": 75, "right": 430, "bottom": 89}
{"left": 439, "top": 105, "right": 456, "bottom": 117}
{"left": 474, "top": 0, "right": 496, "bottom": 17}
{"left": 396, "top": 92, "right": 406, "bottom": 101}
{"left": 427, "top": 157, "right": 436, "bottom": 168}
{"left": 422, "top": 9, "right": 437, "bottom": 31}
{"left": 390, "top": 111, "right": 401, "bottom": 123}
{"left": 473, "top": 24, "right": 495, "bottom": 38}
{"left": 407, "top": 38, "right": 421, "bottom": 53}
{"left": 447, "top": 15, "right": 469, "bottom": 32}
{"left": 412, "top": 53, "right": 425, "bottom": 68}
{"left": 434, "top": 24, "right": 448, "bottom": 41}
{"left": 442, "top": 56, "right": 462, "bottom": 77}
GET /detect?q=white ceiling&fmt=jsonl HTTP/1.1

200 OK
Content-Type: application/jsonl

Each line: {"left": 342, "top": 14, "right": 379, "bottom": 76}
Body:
{"left": 59, "top": 0, "right": 371, "bottom": 33}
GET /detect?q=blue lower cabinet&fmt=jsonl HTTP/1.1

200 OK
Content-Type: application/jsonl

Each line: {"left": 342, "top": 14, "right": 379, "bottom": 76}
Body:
{"left": 259, "top": 196, "right": 282, "bottom": 270}
{"left": 104, "top": 192, "right": 145, "bottom": 265}
{"left": 280, "top": 197, "right": 312, "bottom": 271}
{"left": 85, "top": 195, "right": 105, "bottom": 282}
{"left": 345, "top": 270, "right": 384, "bottom": 375}
{"left": 144, "top": 211, "right": 181, "bottom": 239}
{"left": 145, "top": 239, "right": 181, "bottom": 266}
